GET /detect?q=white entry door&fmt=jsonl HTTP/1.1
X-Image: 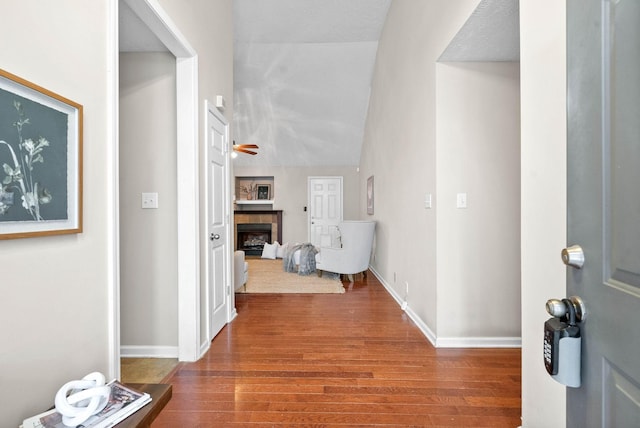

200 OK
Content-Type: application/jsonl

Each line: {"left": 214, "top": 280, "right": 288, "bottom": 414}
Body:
{"left": 308, "top": 177, "right": 343, "bottom": 247}
{"left": 567, "top": 0, "right": 640, "bottom": 425}
{"left": 206, "top": 103, "right": 230, "bottom": 341}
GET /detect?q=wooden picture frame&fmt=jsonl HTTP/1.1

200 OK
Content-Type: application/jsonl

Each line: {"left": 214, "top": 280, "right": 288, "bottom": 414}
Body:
{"left": 367, "top": 175, "right": 374, "bottom": 215}
{"left": 256, "top": 184, "right": 271, "bottom": 200}
{"left": 0, "top": 69, "right": 83, "bottom": 239}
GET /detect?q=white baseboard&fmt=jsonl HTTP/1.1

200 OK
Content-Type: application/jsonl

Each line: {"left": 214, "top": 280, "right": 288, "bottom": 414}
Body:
{"left": 368, "top": 266, "right": 521, "bottom": 349}
{"left": 369, "top": 266, "right": 437, "bottom": 347}
{"left": 120, "top": 345, "right": 179, "bottom": 358}
{"left": 436, "top": 336, "right": 522, "bottom": 348}
{"left": 404, "top": 305, "right": 437, "bottom": 346}
{"left": 369, "top": 266, "right": 403, "bottom": 305}
{"left": 199, "top": 339, "right": 210, "bottom": 359}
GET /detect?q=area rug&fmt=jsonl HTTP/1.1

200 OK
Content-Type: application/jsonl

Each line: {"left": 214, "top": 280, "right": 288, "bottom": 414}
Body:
{"left": 237, "top": 259, "right": 345, "bottom": 294}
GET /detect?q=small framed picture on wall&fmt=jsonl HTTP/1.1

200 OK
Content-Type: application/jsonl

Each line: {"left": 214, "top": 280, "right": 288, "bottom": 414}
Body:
{"left": 256, "top": 184, "right": 271, "bottom": 200}
{"left": 367, "top": 175, "right": 374, "bottom": 215}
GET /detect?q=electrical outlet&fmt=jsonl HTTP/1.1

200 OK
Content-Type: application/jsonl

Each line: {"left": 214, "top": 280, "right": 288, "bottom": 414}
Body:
{"left": 401, "top": 281, "right": 409, "bottom": 311}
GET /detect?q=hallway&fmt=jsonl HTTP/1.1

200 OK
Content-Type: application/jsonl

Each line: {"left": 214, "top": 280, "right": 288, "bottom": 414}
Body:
{"left": 153, "top": 273, "right": 521, "bottom": 426}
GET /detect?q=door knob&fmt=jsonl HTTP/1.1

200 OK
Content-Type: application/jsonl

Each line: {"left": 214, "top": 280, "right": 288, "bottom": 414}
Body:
{"left": 561, "top": 245, "right": 584, "bottom": 269}
{"left": 210, "top": 233, "right": 220, "bottom": 241}
{"left": 546, "top": 296, "right": 586, "bottom": 322}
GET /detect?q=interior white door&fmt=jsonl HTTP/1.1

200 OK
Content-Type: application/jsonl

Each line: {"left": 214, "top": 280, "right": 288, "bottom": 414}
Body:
{"left": 567, "top": 0, "right": 640, "bottom": 425}
{"left": 308, "top": 177, "right": 343, "bottom": 247}
{"left": 206, "top": 104, "right": 229, "bottom": 341}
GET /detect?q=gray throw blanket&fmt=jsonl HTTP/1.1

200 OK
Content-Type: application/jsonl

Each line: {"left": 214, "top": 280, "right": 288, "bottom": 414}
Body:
{"left": 283, "top": 243, "right": 318, "bottom": 276}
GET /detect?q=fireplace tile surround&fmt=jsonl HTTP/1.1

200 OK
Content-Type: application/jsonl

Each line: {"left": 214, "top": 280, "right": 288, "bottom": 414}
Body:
{"left": 234, "top": 210, "right": 283, "bottom": 253}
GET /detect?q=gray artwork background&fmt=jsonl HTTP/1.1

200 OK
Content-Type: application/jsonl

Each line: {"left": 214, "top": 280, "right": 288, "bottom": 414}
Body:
{"left": 0, "top": 87, "right": 68, "bottom": 221}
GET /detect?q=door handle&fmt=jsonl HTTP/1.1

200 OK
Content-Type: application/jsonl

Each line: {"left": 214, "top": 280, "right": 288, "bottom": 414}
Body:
{"left": 210, "top": 233, "right": 220, "bottom": 241}
{"left": 561, "top": 245, "right": 584, "bottom": 269}
{"left": 546, "top": 296, "right": 586, "bottom": 322}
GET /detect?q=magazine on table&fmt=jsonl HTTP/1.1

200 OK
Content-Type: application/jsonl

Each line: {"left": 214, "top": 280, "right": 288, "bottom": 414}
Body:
{"left": 22, "top": 381, "right": 151, "bottom": 428}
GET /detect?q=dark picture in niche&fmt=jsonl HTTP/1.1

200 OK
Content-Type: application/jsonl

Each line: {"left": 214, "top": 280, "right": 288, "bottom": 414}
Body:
{"left": 256, "top": 184, "right": 271, "bottom": 200}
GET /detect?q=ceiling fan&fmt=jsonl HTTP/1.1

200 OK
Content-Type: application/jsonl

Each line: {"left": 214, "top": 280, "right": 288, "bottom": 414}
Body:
{"left": 233, "top": 140, "right": 259, "bottom": 156}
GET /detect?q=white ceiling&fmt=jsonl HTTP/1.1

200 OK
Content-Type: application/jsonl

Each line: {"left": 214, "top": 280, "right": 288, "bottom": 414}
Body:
{"left": 232, "top": 0, "right": 392, "bottom": 167}
{"left": 119, "top": 1, "right": 167, "bottom": 52}
{"left": 439, "top": 0, "right": 519, "bottom": 62}
{"left": 119, "top": 0, "right": 519, "bottom": 167}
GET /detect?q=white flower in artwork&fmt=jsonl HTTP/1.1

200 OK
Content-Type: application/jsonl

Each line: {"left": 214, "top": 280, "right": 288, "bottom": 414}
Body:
{"left": 0, "top": 193, "right": 10, "bottom": 215}
{"left": 21, "top": 190, "right": 37, "bottom": 210}
{"left": 0, "top": 100, "right": 53, "bottom": 220}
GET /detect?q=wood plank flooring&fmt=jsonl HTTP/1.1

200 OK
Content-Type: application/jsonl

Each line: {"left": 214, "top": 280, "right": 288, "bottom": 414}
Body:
{"left": 152, "top": 272, "right": 521, "bottom": 427}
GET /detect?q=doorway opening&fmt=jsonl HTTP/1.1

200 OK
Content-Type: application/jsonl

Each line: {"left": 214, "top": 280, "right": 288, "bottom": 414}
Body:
{"left": 118, "top": 0, "right": 201, "bottom": 375}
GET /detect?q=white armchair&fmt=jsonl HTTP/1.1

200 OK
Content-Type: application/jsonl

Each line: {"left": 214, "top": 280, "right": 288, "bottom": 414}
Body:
{"left": 315, "top": 221, "right": 376, "bottom": 282}
{"left": 234, "top": 250, "right": 248, "bottom": 291}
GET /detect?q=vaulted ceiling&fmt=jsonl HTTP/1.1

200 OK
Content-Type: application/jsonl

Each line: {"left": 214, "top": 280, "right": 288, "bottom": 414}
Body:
{"left": 232, "top": 0, "right": 392, "bottom": 167}
{"left": 120, "top": 0, "right": 519, "bottom": 168}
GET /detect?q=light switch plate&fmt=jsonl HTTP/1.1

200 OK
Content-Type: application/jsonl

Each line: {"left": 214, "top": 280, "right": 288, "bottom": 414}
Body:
{"left": 456, "top": 192, "right": 467, "bottom": 209}
{"left": 424, "top": 193, "right": 432, "bottom": 209}
{"left": 142, "top": 192, "right": 158, "bottom": 209}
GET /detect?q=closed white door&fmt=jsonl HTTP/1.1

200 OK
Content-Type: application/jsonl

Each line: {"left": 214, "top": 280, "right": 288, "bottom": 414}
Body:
{"left": 206, "top": 103, "right": 229, "bottom": 341}
{"left": 567, "top": 0, "right": 640, "bottom": 425}
{"left": 308, "top": 177, "right": 343, "bottom": 247}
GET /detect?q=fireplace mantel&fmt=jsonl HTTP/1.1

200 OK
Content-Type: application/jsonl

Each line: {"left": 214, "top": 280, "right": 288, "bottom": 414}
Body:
{"left": 234, "top": 210, "right": 283, "bottom": 250}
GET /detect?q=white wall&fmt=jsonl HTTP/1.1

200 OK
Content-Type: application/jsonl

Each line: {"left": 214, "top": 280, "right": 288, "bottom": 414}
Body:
{"left": 362, "top": 1, "right": 567, "bottom": 424}
{"left": 435, "top": 62, "right": 521, "bottom": 343}
{"left": 362, "top": 2, "right": 520, "bottom": 348}
{"left": 0, "top": 1, "right": 234, "bottom": 423}
{"left": 119, "top": 52, "right": 178, "bottom": 354}
{"left": 360, "top": 0, "right": 481, "bottom": 336}
{"left": 233, "top": 165, "right": 360, "bottom": 244}
{"left": 520, "top": 1, "right": 567, "bottom": 426}
{"left": 0, "top": 1, "right": 116, "bottom": 424}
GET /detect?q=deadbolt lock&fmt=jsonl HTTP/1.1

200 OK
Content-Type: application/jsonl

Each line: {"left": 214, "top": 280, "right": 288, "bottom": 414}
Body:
{"left": 561, "top": 245, "right": 585, "bottom": 269}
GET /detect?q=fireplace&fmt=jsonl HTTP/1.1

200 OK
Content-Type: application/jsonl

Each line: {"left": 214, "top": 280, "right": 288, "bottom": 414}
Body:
{"left": 234, "top": 210, "right": 283, "bottom": 254}
{"left": 237, "top": 223, "right": 272, "bottom": 255}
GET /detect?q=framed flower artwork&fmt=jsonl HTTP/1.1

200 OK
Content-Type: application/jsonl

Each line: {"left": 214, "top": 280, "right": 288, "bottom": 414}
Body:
{"left": 0, "top": 69, "right": 83, "bottom": 239}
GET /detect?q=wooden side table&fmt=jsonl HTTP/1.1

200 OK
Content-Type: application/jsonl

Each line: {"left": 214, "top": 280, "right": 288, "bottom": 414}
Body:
{"left": 114, "top": 383, "right": 172, "bottom": 428}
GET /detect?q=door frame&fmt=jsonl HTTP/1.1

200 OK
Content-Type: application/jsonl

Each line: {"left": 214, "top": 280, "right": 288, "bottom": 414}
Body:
{"left": 117, "top": 0, "right": 202, "bottom": 363}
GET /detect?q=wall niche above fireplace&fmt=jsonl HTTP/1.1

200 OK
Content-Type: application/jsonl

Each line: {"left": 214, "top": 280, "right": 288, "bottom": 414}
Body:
{"left": 235, "top": 176, "right": 274, "bottom": 208}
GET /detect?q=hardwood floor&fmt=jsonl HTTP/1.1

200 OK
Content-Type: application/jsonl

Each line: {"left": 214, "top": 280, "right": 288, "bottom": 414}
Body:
{"left": 152, "top": 273, "right": 521, "bottom": 427}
